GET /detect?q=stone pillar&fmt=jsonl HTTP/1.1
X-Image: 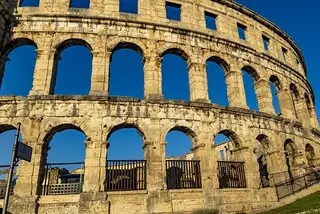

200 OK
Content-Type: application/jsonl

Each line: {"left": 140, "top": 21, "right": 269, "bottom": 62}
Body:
{"left": 310, "top": 107, "right": 319, "bottom": 128}
{"left": 188, "top": 62, "right": 210, "bottom": 102}
{"left": 144, "top": 53, "right": 163, "bottom": 100}
{"left": 277, "top": 88, "right": 295, "bottom": 119}
{"left": 90, "top": 0, "right": 105, "bottom": 14}
{"left": 29, "top": 49, "right": 56, "bottom": 95}
{"left": 225, "top": 70, "right": 248, "bottom": 109}
{"left": 255, "top": 79, "right": 275, "bottom": 115}
{"left": 83, "top": 140, "right": 107, "bottom": 192}
{"left": 235, "top": 147, "right": 260, "bottom": 189}
{"left": 90, "top": 51, "right": 109, "bottom": 96}
{"left": 193, "top": 138, "right": 218, "bottom": 209}
{"left": 296, "top": 96, "right": 311, "bottom": 127}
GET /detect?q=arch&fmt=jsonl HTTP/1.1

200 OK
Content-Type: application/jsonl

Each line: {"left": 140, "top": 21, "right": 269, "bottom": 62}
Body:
{"left": 160, "top": 48, "right": 189, "bottom": 62}
{"left": 241, "top": 66, "right": 260, "bottom": 81}
{"left": 289, "top": 83, "right": 300, "bottom": 118}
{"left": 284, "top": 139, "right": 296, "bottom": 179}
{"left": 206, "top": 56, "right": 230, "bottom": 73}
{"left": 269, "top": 75, "right": 282, "bottom": 115}
{"left": 304, "top": 93, "right": 314, "bottom": 117}
{"left": 0, "top": 124, "right": 17, "bottom": 135}
{"left": 166, "top": 126, "right": 197, "bottom": 146}
{"left": 52, "top": 39, "right": 93, "bottom": 95}
{"left": 215, "top": 130, "right": 242, "bottom": 149}
{"left": 1, "top": 38, "right": 37, "bottom": 96}
{"left": 206, "top": 56, "right": 229, "bottom": 106}
{"left": 255, "top": 134, "right": 270, "bottom": 185}
{"left": 161, "top": 48, "right": 190, "bottom": 101}
{"left": 256, "top": 134, "right": 270, "bottom": 151}
{"left": 2, "top": 38, "right": 37, "bottom": 58}
{"left": 242, "top": 66, "right": 259, "bottom": 111}
{"left": 106, "top": 123, "right": 146, "bottom": 141}
{"left": 43, "top": 123, "right": 86, "bottom": 144}
{"left": 110, "top": 42, "right": 144, "bottom": 58}
{"left": 109, "top": 42, "right": 145, "bottom": 98}
{"left": 305, "top": 143, "right": 316, "bottom": 166}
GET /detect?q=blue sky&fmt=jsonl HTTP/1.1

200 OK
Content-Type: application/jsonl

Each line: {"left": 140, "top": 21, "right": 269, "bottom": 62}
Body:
{"left": 0, "top": 1, "right": 319, "bottom": 166}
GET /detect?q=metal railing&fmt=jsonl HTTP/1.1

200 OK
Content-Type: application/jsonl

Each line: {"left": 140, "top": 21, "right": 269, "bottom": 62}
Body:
{"left": 0, "top": 165, "right": 15, "bottom": 199}
{"left": 166, "top": 160, "right": 202, "bottom": 189}
{"left": 42, "top": 162, "right": 84, "bottom": 195}
{"left": 275, "top": 169, "right": 320, "bottom": 201}
{"left": 105, "top": 160, "right": 146, "bottom": 191}
{"left": 218, "top": 161, "right": 246, "bottom": 188}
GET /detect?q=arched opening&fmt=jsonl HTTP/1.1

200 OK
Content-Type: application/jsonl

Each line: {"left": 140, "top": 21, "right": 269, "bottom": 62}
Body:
{"left": 214, "top": 130, "right": 246, "bottom": 188}
{"left": 1, "top": 39, "right": 37, "bottom": 96}
{"left": 52, "top": 39, "right": 92, "bottom": 95}
{"left": 206, "top": 56, "right": 229, "bottom": 106}
{"left": 105, "top": 123, "right": 145, "bottom": 191}
{"left": 242, "top": 66, "right": 259, "bottom": 111}
{"left": 290, "top": 83, "right": 300, "bottom": 119}
{"left": 165, "top": 126, "right": 200, "bottom": 189}
{"left": 255, "top": 134, "right": 270, "bottom": 187}
{"left": 214, "top": 130, "right": 241, "bottom": 161}
{"left": 161, "top": 49, "right": 190, "bottom": 101}
{"left": 269, "top": 75, "right": 281, "bottom": 115}
{"left": 304, "top": 93, "right": 314, "bottom": 118}
{"left": 284, "top": 139, "right": 296, "bottom": 181}
{"left": 305, "top": 144, "right": 316, "bottom": 167}
{"left": 42, "top": 124, "right": 86, "bottom": 195}
{"left": 109, "top": 43, "right": 144, "bottom": 99}
{"left": 0, "top": 125, "right": 22, "bottom": 198}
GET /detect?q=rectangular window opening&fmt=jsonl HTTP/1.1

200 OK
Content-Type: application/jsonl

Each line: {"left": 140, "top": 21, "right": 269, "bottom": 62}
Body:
{"left": 262, "top": 35, "right": 270, "bottom": 51}
{"left": 19, "top": 0, "right": 40, "bottom": 7}
{"left": 119, "top": 0, "right": 138, "bottom": 14}
{"left": 237, "top": 23, "right": 247, "bottom": 40}
{"left": 166, "top": 2, "right": 181, "bottom": 21}
{"left": 205, "top": 11, "right": 217, "bottom": 30}
{"left": 282, "top": 47, "right": 288, "bottom": 61}
{"left": 70, "top": 0, "right": 90, "bottom": 9}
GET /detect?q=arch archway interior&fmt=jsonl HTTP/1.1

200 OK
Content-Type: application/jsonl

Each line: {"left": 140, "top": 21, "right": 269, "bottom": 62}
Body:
{"left": 241, "top": 68, "right": 259, "bottom": 111}
{"left": 53, "top": 43, "right": 93, "bottom": 95}
{"left": 206, "top": 58, "right": 229, "bottom": 106}
{"left": 165, "top": 127, "right": 194, "bottom": 158}
{"left": 1, "top": 44, "right": 37, "bottom": 96}
{"left": 109, "top": 46, "right": 144, "bottom": 99}
{"left": 162, "top": 51, "right": 190, "bottom": 101}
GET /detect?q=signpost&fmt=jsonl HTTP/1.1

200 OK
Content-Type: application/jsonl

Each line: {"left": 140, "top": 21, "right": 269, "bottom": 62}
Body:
{"left": 2, "top": 123, "right": 32, "bottom": 214}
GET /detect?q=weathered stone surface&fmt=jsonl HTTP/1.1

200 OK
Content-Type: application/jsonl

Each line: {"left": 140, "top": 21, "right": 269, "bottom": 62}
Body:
{"left": 0, "top": 0, "right": 319, "bottom": 214}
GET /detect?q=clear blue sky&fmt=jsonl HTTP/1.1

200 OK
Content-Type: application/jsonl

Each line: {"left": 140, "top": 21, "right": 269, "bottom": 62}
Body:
{"left": 0, "top": 1, "right": 319, "bottom": 166}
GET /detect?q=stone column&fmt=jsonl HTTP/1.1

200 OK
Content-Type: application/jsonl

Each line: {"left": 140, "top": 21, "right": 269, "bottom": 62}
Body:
{"left": 144, "top": 53, "right": 163, "bottom": 100}
{"left": 90, "top": 0, "right": 105, "bottom": 14}
{"left": 188, "top": 62, "right": 210, "bottom": 102}
{"left": 0, "top": 56, "right": 8, "bottom": 89}
{"left": 90, "top": 51, "right": 109, "bottom": 96}
{"left": 225, "top": 70, "right": 248, "bottom": 109}
{"left": 234, "top": 147, "right": 260, "bottom": 189}
{"left": 310, "top": 107, "right": 319, "bottom": 128}
{"left": 277, "top": 88, "right": 295, "bottom": 119}
{"left": 296, "top": 96, "right": 311, "bottom": 127}
{"left": 29, "top": 49, "right": 56, "bottom": 95}
{"left": 83, "top": 140, "right": 107, "bottom": 192}
{"left": 193, "top": 137, "right": 218, "bottom": 209}
{"left": 255, "top": 79, "right": 275, "bottom": 115}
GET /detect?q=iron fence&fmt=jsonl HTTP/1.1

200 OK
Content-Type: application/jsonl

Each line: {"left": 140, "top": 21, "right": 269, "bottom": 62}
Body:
{"left": 218, "top": 161, "right": 246, "bottom": 188}
{"left": 166, "top": 160, "right": 202, "bottom": 189}
{"left": 0, "top": 165, "right": 16, "bottom": 199}
{"left": 275, "top": 169, "right": 320, "bottom": 201}
{"left": 42, "top": 162, "right": 84, "bottom": 195}
{"left": 105, "top": 160, "right": 146, "bottom": 191}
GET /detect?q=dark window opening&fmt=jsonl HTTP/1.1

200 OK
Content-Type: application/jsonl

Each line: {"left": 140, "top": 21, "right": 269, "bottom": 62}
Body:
{"left": 69, "top": 0, "right": 90, "bottom": 9}
{"left": 282, "top": 47, "right": 288, "bottom": 61}
{"left": 19, "top": 0, "right": 40, "bottom": 7}
{"left": 166, "top": 2, "right": 181, "bottom": 21}
{"left": 119, "top": 0, "right": 138, "bottom": 14}
{"left": 262, "top": 35, "right": 270, "bottom": 51}
{"left": 237, "top": 23, "right": 246, "bottom": 40}
{"left": 205, "top": 11, "right": 217, "bottom": 30}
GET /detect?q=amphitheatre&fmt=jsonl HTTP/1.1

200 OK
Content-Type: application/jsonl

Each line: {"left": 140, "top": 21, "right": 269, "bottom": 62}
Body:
{"left": 0, "top": 0, "right": 319, "bottom": 213}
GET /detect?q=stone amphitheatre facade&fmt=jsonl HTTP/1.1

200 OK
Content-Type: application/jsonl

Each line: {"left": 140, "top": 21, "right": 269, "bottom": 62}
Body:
{"left": 0, "top": 0, "right": 320, "bottom": 213}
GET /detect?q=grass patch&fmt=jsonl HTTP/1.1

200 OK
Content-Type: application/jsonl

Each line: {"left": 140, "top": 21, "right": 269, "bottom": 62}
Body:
{"left": 261, "top": 191, "right": 320, "bottom": 214}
